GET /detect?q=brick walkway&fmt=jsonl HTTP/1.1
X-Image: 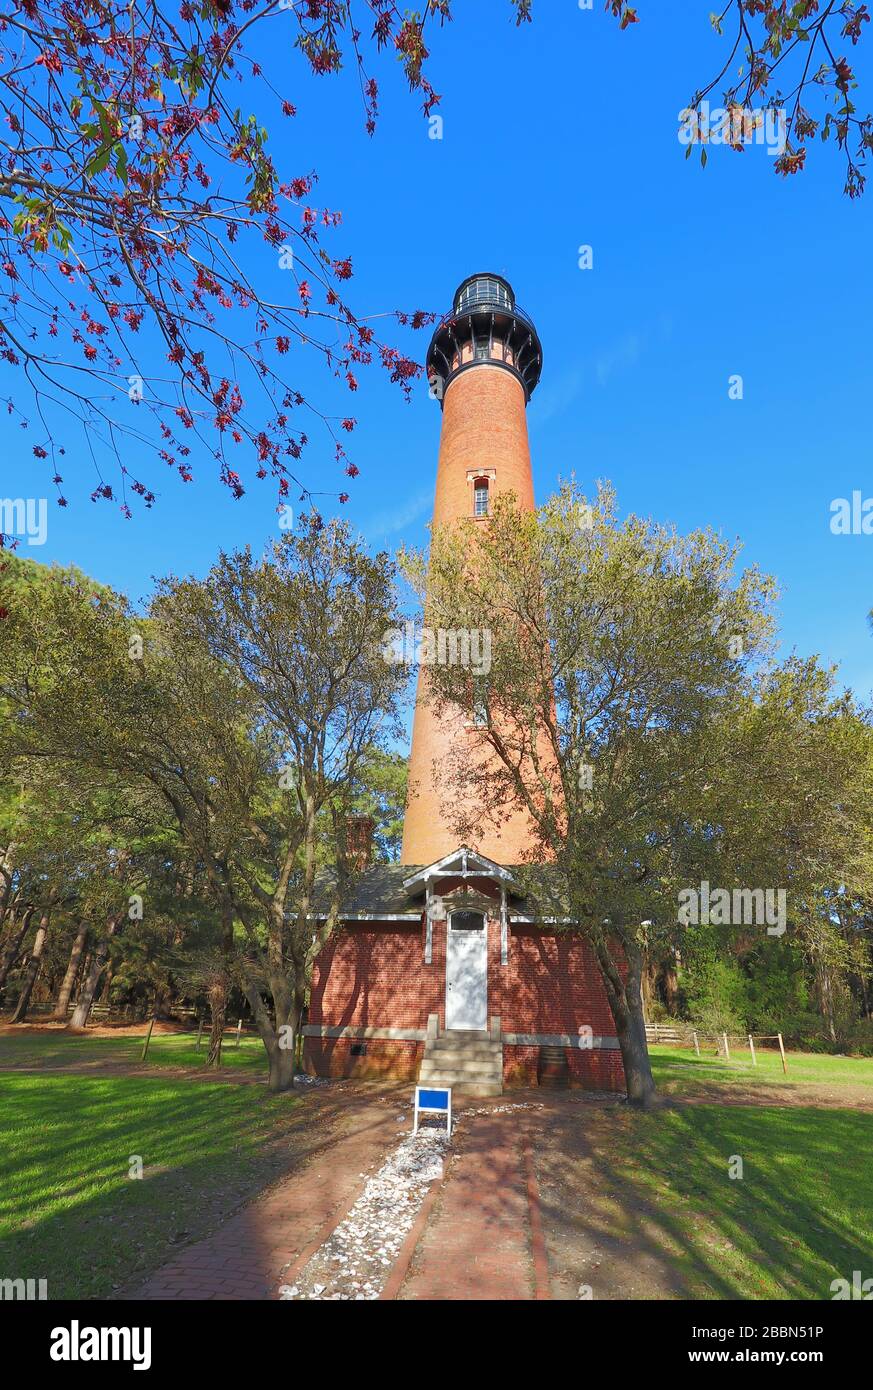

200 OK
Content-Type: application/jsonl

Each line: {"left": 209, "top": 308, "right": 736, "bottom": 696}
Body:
{"left": 134, "top": 1091, "right": 558, "bottom": 1302}
{"left": 397, "top": 1113, "right": 538, "bottom": 1301}
{"left": 135, "top": 1093, "right": 405, "bottom": 1300}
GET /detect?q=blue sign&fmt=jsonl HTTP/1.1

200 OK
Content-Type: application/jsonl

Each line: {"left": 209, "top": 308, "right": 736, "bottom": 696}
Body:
{"left": 413, "top": 1084, "right": 453, "bottom": 1137}
{"left": 418, "top": 1088, "right": 449, "bottom": 1111}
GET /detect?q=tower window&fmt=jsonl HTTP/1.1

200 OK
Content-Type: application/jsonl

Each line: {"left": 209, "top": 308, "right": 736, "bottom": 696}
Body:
{"left": 456, "top": 277, "right": 512, "bottom": 314}
{"left": 474, "top": 480, "right": 489, "bottom": 517}
{"left": 474, "top": 342, "right": 490, "bottom": 361}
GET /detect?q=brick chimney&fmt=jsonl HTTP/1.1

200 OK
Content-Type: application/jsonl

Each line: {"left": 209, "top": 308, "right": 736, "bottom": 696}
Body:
{"left": 400, "top": 274, "right": 546, "bottom": 866}
{"left": 345, "top": 814, "right": 375, "bottom": 871}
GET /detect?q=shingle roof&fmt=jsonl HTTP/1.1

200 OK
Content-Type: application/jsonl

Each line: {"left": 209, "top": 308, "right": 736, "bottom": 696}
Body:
{"left": 317, "top": 864, "right": 425, "bottom": 917}
{"left": 313, "top": 860, "right": 573, "bottom": 922}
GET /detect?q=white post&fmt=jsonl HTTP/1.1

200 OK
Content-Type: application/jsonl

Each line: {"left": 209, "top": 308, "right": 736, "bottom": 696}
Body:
{"left": 693, "top": 1031, "right": 700, "bottom": 1057}
{"left": 500, "top": 883, "right": 508, "bottom": 966}
{"left": 748, "top": 1034, "right": 757, "bottom": 1066}
{"left": 424, "top": 877, "right": 433, "bottom": 965}
{"left": 722, "top": 1031, "right": 730, "bottom": 1061}
{"left": 236, "top": 1018, "right": 243, "bottom": 1047}
{"left": 777, "top": 1032, "right": 787, "bottom": 1074}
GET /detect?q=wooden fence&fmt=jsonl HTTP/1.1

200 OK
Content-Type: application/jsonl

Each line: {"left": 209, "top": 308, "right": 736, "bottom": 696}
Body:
{"left": 645, "top": 1022, "right": 788, "bottom": 1072}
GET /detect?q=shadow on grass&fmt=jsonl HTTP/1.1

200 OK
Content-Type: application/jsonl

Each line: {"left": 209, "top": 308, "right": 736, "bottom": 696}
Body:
{"left": 0, "top": 1073, "right": 304, "bottom": 1298}
{"left": 0, "top": 1071, "right": 401, "bottom": 1300}
{"left": 534, "top": 1102, "right": 873, "bottom": 1300}
{"left": 0, "top": 1031, "right": 266, "bottom": 1075}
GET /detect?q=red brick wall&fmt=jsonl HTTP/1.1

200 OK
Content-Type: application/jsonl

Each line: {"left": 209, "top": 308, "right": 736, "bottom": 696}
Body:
{"left": 306, "top": 919, "right": 439, "bottom": 1079}
{"left": 497, "top": 926, "right": 623, "bottom": 1091}
{"left": 310, "top": 922, "right": 433, "bottom": 1030}
{"left": 401, "top": 367, "right": 542, "bottom": 866}
{"left": 304, "top": 1037, "right": 422, "bottom": 1081}
{"left": 504, "top": 1044, "right": 624, "bottom": 1090}
{"left": 308, "top": 916, "right": 626, "bottom": 1091}
{"left": 496, "top": 927, "right": 619, "bottom": 1039}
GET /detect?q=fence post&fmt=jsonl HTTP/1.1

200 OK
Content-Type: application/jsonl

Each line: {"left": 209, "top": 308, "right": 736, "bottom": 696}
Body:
{"left": 236, "top": 1018, "right": 243, "bottom": 1048}
{"left": 196, "top": 1016, "right": 204, "bottom": 1050}
{"left": 748, "top": 1034, "right": 757, "bottom": 1067}
{"left": 140, "top": 1013, "right": 157, "bottom": 1063}
{"left": 777, "top": 1032, "right": 787, "bottom": 1074}
{"left": 722, "top": 1031, "right": 730, "bottom": 1061}
{"left": 693, "top": 1031, "right": 700, "bottom": 1057}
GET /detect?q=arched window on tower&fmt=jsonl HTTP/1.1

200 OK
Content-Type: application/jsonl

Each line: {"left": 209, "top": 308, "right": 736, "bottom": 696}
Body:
{"left": 473, "top": 478, "right": 490, "bottom": 517}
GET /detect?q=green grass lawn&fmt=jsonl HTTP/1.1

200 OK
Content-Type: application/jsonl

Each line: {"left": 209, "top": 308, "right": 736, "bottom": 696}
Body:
{"left": 2, "top": 1031, "right": 871, "bottom": 1302}
{"left": 618, "top": 1047, "right": 873, "bottom": 1297}
{"left": 615, "top": 1103, "right": 873, "bottom": 1298}
{"left": 0, "top": 1028, "right": 267, "bottom": 1075}
{"left": 0, "top": 1072, "right": 302, "bottom": 1298}
{"left": 537, "top": 1050, "right": 873, "bottom": 1299}
{"left": 648, "top": 1042, "right": 873, "bottom": 1094}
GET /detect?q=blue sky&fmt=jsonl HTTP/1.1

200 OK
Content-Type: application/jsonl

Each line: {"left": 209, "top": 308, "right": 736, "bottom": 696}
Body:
{"left": 3, "top": 0, "right": 872, "bottom": 698}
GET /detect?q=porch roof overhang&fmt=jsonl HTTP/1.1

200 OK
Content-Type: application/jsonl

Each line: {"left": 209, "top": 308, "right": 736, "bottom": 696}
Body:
{"left": 402, "top": 846, "right": 522, "bottom": 893}
{"left": 306, "top": 855, "right": 571, "bottom": 923}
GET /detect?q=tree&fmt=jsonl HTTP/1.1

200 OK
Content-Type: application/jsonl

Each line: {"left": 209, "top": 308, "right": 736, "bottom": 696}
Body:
{"left": 690, "top": 1, "right": 873, "bottom": 195}
{"left": 0, "top": 0, "right": 532, "bottom": 516}
{"left": 52, "top": 919, "right": 88, "bottom": 1019}
{"left": 412, "top": 481, "right": 871, "bottom": 1105}
{"left": 0, "top": 904, "right": 34, "bottom": 994}
{"left": 1, "top": 1, "right": 868, "bottom": 545}
{"left": 0, "top": 522, "right": 407, "bottom": 1088}
{"left": 157, "top": 516, "right": 407, "bottom": 1088}
{"left": 349, "top": 746, "right": 408, "bottom": 862}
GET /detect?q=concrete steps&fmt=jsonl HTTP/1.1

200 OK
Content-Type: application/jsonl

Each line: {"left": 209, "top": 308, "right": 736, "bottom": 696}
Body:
{"left": 418, "top": 1029, "right": 503, "bottom": 1097}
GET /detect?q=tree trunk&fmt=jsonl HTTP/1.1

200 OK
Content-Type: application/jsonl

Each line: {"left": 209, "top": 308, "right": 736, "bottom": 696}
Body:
{"left": 69, "top": 916, "right": 122, "bottom": 1030}
{"left": 0, "top": 905, "right": 33, "bottom": 995}
{"left": 0, "top": 843, "right": 16, "bottom": 927}
{"left": 858, "top": 970, "right": 870, "bottom": 1019}
{"left": 206, "top": 902, "right": 235, "bottom": 1066}
{"left": 591, "top": 932, "right": 656, "bottom": 1108}
{"left": 242, "top": 974, "right": 301, "bottom": 1094}
{"left": 616, "top": 995, "right": 658, "bottom": 1107}
{"left": 54, "top": 922, "right": 88, "bottom": 1019}
{"left": 266, "top": 1038, "right": 296, "bottom": 1093}
{"left": 641, "top": 953, "right": 655, "bottom": 1016}
{"left": 206, "top": 979, "right": 227, "bottom": 1067}
{"left": 662, "top": 957, "right": 680, "bottom": 1015}
{"left": 817, "top": 958, "right": 837, "bottom": 1043}
{"left": 11, "top": 912, "right": 49, "bottom": 1023}
{"left": 151, "top": 984, "right": 170, "bottom": 1019}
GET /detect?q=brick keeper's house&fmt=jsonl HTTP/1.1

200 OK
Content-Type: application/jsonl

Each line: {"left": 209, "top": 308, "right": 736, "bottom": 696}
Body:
{"left": 303, "top": 274, "right": 625, "bottom": 1097}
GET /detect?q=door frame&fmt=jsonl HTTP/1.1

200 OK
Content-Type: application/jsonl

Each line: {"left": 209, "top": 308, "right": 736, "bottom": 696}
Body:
{"left": 445, "top": 908, "right": 489, "bottom": 1031}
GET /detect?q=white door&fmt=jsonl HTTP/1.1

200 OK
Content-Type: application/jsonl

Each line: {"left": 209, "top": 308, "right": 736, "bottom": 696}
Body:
{"left": 445, "top": 911, "right": 488, "bottom": 1031}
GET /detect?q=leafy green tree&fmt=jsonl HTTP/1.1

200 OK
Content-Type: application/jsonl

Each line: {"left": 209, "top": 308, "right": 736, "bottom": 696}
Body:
{"left": 411, "top": 481, "right": 871, "bottom": 1104}
{"left": 157, "top": 518, "right": 407, "bottom": 1089}
{"left": 0, "top": 523, "right": 407, "bottom": 1090}
{"left": 351, "top": 748, "right": 409, "bottom": 862}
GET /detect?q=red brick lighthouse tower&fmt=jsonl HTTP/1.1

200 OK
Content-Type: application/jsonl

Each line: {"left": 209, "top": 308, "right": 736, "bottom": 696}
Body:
{"left": 306, "top": 275, "right": 625, "bottom": 1094}
{"left": 400, "top": 273, "right": 545, "bottom": 866}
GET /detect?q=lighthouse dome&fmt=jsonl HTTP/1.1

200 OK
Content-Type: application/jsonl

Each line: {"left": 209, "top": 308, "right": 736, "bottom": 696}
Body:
{"left": 426, "top": 272, "right": 543, "bottom": 406}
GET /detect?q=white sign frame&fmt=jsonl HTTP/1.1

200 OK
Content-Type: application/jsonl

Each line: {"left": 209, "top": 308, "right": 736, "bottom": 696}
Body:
{"left": 413, "top": 1084, "right": 452, "bottom": 1138}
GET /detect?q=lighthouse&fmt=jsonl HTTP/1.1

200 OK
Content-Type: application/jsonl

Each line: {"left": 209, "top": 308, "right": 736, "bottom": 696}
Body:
{"left": 304, "top": 274, "right": 624, "bottom": 1098}
{"left": 400, "top": 273, "right": 544, "bottom": 865}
